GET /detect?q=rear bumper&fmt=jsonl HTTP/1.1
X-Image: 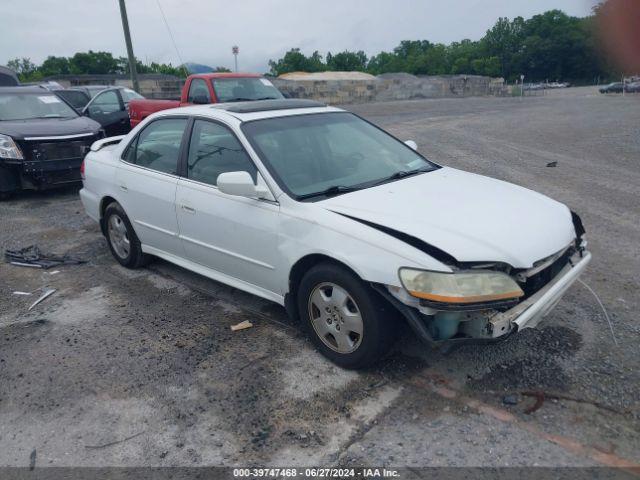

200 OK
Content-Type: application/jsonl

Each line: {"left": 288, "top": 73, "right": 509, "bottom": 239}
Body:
{"left": 79, "top": 187, "right": 100, "bottom": 223}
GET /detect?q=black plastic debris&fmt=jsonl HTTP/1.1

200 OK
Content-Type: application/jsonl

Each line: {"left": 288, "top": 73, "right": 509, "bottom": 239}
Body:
{"left": 5, "top": 245, "right": 86, "bottom": 269}
{"left": 546, "top": 161, "right": 558, "bottom": 167}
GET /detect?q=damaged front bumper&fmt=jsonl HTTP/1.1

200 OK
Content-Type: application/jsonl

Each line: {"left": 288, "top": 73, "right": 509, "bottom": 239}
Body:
{"left": 376, "top": 250, "right": 591, "bottom": 348}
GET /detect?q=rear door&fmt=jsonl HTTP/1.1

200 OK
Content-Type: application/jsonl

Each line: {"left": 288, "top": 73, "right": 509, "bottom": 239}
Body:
{"left": 175, "top": 118, "right": 281, "bottom": 297}
{"left": 85, "top": 89, "right": 130, "bottom": 136}
{"left": 115, "top": 117, "right": 189, "bottom": 256}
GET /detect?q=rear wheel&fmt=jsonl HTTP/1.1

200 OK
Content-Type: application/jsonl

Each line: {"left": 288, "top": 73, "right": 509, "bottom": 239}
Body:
{"left": 297, "top": 262, "right": 396, "bottom": 369}
{"left": 104, "top": 202, "right": 150, "bottom": 268}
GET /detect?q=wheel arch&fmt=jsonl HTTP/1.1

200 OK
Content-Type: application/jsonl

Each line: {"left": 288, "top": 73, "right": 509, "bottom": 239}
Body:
{"left": 98, "top": 195, "right": 119, "bottom": 236}
{"left": 285, "top": 253, "right": 375, "bottom": 321}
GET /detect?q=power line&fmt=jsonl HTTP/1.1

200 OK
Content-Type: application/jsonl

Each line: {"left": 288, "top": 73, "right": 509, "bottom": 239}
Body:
{"left": 155, "top": 0, "right": 188, "bottom": 75}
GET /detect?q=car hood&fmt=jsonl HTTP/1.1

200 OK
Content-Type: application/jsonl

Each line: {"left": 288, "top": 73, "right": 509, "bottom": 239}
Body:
{"left": 0, "top": 116, "right": 101, "bottom": 140}
{"left": 320, "top": 167, "right": 576, "bottom": 268}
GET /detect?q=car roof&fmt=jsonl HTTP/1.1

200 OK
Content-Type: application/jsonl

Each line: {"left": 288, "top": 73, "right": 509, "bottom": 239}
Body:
{"left": 155, "top": 99, "right": 345, "bottom": 123}
{"left": 0, "top": 86, "right": 56, "bottom": 94}
{"left": 192, "top": 72, "right": 262, "bottom": 80}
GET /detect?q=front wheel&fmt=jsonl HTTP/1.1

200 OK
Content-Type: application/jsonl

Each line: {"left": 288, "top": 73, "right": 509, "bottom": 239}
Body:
{"left": 297, "top": 262, "right": 396, "bottom": 369}
{"left": 104, "top": 202, "right": 150, "bottom": 268}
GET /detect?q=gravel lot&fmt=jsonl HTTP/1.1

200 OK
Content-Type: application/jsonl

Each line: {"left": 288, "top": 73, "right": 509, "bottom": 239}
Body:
{"left": 1, "top": 87, "right": 639, "bottom": 469}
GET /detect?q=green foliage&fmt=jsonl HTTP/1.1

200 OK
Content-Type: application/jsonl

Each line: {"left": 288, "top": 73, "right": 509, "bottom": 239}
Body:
{"left": 326, "top": 51, "right": 368, "bottom": 71}
{"left": 268, "top": 48, "right": 325, "bottom": 75}
{"left": 267, "top": 9, "right": 615, "bottom": 82}
{"left": 6, "top": 50, "right": 189, "bottom": 82}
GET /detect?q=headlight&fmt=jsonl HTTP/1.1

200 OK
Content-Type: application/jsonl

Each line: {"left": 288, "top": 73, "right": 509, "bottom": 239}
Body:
{"left": 399, "top": 268, "right": 524, "bottom": 304}
{"left": 0, "top": 134, "right": 23, "bottom": 160}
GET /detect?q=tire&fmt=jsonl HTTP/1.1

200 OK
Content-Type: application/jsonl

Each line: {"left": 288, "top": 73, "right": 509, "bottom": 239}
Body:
{"left": 297, "top": 262, "right": 396, "bottom": 369}
{"left": 0, "top": 165, "right": 19, "bottom": 199}
{"left": 103, "top": 202, "right": 151, "bottom": 268}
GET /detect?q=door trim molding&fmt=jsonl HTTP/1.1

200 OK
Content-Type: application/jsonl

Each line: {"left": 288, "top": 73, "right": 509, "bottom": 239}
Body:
{"left": 179, "top": 233, "right": 275, "bottom": 270}
{"left": 134, "top": 219, "right": 178, "bottom": 237}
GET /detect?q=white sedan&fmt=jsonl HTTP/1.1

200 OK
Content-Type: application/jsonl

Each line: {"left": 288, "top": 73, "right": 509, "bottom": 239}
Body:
{"left": 80, "top": 99, "right": 591, "bottom": 369}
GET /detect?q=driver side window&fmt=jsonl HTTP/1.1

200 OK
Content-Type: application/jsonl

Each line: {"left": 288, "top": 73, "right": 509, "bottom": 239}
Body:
{"left": 123, "top": 118, "right": 187, "bottom": 175}
{"left": 187, "top": 120, "right": 256, "bottom": 186}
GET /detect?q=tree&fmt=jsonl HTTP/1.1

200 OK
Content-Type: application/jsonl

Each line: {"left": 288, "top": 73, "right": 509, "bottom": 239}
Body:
{"left": 268, "top": 48, "right": 326, "bottom": 76}
{"left": 326, "top": 51, "right": 367, "bottom": 71}
{"left": 69, "top": 51, "right": 120, "bottom": 75}
{"left": 6, "top": 58, "right": 39, "bottom": 81}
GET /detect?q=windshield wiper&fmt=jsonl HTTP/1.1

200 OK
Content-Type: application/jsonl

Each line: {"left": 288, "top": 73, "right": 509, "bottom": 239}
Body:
{"left": 297, "top": 185, "right": 361, "bottom": 200}
{"left": 224, "top": 97, "right": 255, "bottom": 102}
{"left": 369, "top": 167, "right": 431, "bottom": 187}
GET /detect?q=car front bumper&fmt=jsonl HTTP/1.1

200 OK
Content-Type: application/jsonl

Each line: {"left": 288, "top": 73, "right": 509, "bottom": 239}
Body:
{"left": 377, "top": 249, "right": 592, "bottom": 347}
{"left": 482, "top": 250, "right": 591, "bottom": 336}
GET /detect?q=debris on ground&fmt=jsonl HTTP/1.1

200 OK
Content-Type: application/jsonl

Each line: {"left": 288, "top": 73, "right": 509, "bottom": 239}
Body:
{"left": 12, "top": 291, "right": 32, "bottom": 296}
{"left": 28, "top": 289, "right": 56, "bottom": 311}
{"left": 231, "top": 320, "right": 253, "bottom": 331}
{"left": 522, "top": 391, "right": 546, "bottom": 414}
{"left": 84, "top": 431, "right": 145, "bottom": 450}
{"left": 5, "top": 245, "right": 86, "bottom": 269}
{"left": 29, "top": 449, "right": 36, "bottom": 471}
{"left": 546, "top": 161, "right": 558, "bottom": 167}
{"left": 502, "top": 394, "right": 519, "bottom": 405}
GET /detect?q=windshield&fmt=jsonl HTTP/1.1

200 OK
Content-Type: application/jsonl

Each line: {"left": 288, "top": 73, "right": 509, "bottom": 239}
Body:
{"left": 121, "top": 88, "right": 144, "bottom": 103}
{"left": 242, "top": 112, "right": 438, "bottom": 199}
{"left": 212, "top": 77, "right": 284, "bottom": 102}
{"left": 0, "top": 92, "right": 79, "bottom": 121}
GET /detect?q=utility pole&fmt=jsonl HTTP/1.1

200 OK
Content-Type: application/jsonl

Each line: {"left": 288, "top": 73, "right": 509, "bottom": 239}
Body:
{"left": 118, "top": 0, "right": 139, "bottom": 92}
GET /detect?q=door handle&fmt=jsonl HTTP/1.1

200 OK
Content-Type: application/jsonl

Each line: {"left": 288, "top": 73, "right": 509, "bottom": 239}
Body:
{"left": 119, "top": 185, "right": 128, "bottom": 192}
{"left": 181, "top": 204, "right": 195, "bottom": 213}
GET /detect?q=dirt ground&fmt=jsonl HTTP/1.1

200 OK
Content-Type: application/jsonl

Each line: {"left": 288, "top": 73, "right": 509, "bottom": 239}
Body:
{"left": 1, "top": 86, "right": 639, "bottom": 469}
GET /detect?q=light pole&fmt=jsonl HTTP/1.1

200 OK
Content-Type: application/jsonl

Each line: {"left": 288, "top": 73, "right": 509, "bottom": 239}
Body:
{"left": 118, "top": 0, "right": 139, "bottom": 92}
{"left": 232, "top": 46, "right": 239, "bottom": 72}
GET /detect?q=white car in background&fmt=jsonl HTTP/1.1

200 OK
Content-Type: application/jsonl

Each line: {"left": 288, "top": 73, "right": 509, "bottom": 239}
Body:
{"left": 80, "top": 99, "right": 591, "bottom": 369}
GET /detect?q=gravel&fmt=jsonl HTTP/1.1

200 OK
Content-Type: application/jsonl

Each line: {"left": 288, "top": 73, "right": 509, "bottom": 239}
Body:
{"left": 0, "top": 87, "right": 638, "bottom": 467}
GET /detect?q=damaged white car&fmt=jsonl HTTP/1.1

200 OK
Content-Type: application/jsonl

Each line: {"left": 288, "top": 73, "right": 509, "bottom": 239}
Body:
{"left": 80, "top": 99, "right": 591, "bottom": 369}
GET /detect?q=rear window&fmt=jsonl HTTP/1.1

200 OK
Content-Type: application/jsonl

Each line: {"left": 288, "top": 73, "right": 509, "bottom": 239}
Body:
{"left": 55, "top": 90, "right": 90, "bottom": 110}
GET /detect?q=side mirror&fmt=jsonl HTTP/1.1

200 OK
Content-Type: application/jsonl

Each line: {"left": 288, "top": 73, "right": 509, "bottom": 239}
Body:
{"left": 281, "top": 90, "right": 291, "bottom": 99}
{"left": 217, "top": 171, "right": 259, "bottom": 198}
{"left": 192, "top": 95, "right": 209, "bottom": 105}
{"left": 404, "top": 140, "right": 418, "bottom": 151}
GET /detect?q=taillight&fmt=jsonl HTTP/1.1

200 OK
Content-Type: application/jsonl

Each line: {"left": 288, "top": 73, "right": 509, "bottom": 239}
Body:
{"left": 80, "top": 159, "right": 85, "bottom": 180}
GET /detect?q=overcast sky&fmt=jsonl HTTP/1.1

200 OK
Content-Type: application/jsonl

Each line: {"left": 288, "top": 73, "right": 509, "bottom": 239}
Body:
{"left": 1, "top": 0, "right": 596, "bottom": 73}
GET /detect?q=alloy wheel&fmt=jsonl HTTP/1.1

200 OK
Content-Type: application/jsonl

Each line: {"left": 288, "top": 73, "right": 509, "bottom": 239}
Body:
{"left": 307, "top": 282, "right": 363, "bottom": 354}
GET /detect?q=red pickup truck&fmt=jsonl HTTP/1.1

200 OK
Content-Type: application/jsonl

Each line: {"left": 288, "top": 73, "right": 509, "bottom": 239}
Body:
{"left": 128, "top": 72, "right": 284, "bottom": 127}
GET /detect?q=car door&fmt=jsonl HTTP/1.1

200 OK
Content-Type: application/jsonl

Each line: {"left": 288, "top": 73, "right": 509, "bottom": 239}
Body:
{"left": 175, "top": 118, "right": 281, "bottom": 296}
{"left": 84, "top": 89, "right": 130, "bottom": 136}
{"left": 115, "top": 117, "right": 189, "bottom": 256}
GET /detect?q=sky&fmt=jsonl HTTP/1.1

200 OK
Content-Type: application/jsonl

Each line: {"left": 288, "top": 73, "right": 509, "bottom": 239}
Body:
{"left": 1, "top": 0, "right": 597, "bottom": 74}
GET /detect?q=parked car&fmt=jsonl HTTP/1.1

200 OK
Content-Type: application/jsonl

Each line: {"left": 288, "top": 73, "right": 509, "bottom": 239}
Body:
{"left": 80, "top": 99, "right": 590, "bottom": 369}
{"left": 128, "top": 73, "right": 283, "bottom": 128}
{"left": 53, "top": 88, "right": 91, "bottom": 110}
{"left": 626, "top": 82, "right": 640, "bottom": 93}
{"left": 77, "top": 87, "right": 144, "bottom": 136}
{"left": 0, "top": 86, "right": 103, "bottom": 198}
{"left": 0, "top": 66, "right": 19, "bottom": 87}
{"left": 599, "top": 82, "right": 624, "bottom": 93}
